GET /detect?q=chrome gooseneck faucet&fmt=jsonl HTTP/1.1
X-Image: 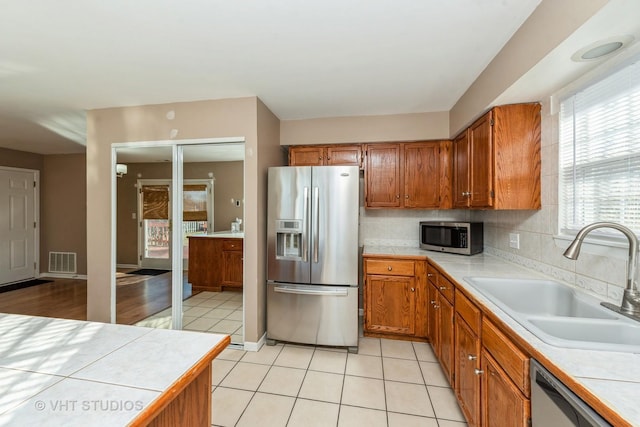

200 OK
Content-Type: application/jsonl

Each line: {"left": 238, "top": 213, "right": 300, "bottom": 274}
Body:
{"left": 563, "top": 222, "right": 640, "bottom": 320}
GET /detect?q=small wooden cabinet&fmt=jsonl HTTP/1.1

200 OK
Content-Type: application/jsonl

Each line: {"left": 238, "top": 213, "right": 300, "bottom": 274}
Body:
{"left": 455, "top": 291, "right": 482, "bottom": 427}
{"left": 481, "top": 350, "right": 530, "bottom": 427}
{"left": 427, "top": 262, "right": 455, "bottom": 385}
{"left": 453, "top": 103, "right": 541, "bottom": 209}
{"left": 363, "top": 257, "right": 427, "bottom": 340}
{"left": 288, "top": 144, "right": 363, "bottom": 168}
{"left": 364, "top": 141, "right": 452, "bottom": 209}
{"left": 188, "top": 236, "right": 243, "bottom": 292}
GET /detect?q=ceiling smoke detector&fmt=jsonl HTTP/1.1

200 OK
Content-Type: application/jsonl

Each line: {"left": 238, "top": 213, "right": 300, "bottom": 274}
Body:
{"left": 571, "top": 35, "right": 634, "bottom": 62}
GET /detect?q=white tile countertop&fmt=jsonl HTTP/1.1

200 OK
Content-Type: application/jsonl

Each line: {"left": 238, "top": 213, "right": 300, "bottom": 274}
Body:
{"left": 364, "top": 246, "right": 640, "bottom": 427}
{"left": 188, "top": 231, "right": 244, "bottom": 238}
{"left": 0, "top": 314, "right": 229, "bottom": 427}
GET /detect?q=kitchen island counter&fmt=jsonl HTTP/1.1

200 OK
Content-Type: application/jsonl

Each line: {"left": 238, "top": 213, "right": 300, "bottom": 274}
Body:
{"left": 0, "top": 313, "right": 229, "bottom": 426}
{"left": 364, "top": 245, "right": 640, "bottom": 427}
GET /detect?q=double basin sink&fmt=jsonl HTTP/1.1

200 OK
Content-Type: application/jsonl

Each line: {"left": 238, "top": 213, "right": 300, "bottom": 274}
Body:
{"left": 464, "top": 277, "right": 640, "bottom": 353}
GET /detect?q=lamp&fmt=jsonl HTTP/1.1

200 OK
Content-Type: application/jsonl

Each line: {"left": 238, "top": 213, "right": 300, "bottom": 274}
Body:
{"left": 116, "top": 163, "right": 128, "bottom": 178}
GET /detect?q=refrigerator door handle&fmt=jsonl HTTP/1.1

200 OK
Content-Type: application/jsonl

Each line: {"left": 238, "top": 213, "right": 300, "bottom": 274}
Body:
{"left": 273, "top": 285, "right": 348, "bottom": 296}
{"left": 302, "top": 186, "right": 309, "bottom": 262}
{"left": 313, "top": 186, "right": 319, "bottom": 263}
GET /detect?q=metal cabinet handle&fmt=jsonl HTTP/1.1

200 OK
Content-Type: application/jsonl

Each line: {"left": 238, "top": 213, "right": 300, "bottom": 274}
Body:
{"left": 405, "top": 195, "right": 409, "bottom": 199}
{"left": 474, "top": 369, "right": 484, "bottom": 375}
{"left": 387, "top": 266, "right": 392, "bottom": 271}
{"left": 468, "top": 354, "right": 477, "bottom": 361}
{"left": 427, "top": 273, "right": 434, "bottom": 277}
{"left": 439, "top": 286, "right": 447, "bottom": 290}
{"left": 396, "top": 194, "right": 400, "bottom": 199}
{"left": 411, "top": 288, "right": 415, "bottom": 292}
{"left": 430, "top": 300, "right": 436, "bottom": 305}
{"left": 433, "top": 304, "right": 440, "bottom": 309}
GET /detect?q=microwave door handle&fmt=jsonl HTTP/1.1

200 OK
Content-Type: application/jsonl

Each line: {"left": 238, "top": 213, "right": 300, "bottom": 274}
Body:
{"left": 302, "top": 186, "right": 309, "bottom": 262}
{"left": 313, "top": 186, "right": 319, "bottom": 263}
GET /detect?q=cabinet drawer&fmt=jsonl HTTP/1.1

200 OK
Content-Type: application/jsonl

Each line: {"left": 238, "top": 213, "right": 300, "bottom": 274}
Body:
{"left": 437, "top": 274, "right": 455, "bottom": 304}
{"left": 455, "top": 290, "right": 481, "bottom": 335}
{"left": 427, "top": 263, "right": 438, "bottom": 285}
{"left": 365, "top": 259, "right": 415, "bottom": 276}
{"left": 222, "top": 239, "right": 243, "bottom": 251}
{"left": 482, "top": 319, "right": 530, "bottom": 397}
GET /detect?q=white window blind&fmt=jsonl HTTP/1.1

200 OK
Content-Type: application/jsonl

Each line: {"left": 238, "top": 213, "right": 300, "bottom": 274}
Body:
{"left": 559, "top": 56, "right": 640, "bottom": 237}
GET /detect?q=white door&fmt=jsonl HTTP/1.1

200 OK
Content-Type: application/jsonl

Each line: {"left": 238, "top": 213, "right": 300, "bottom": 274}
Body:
{"left": 0, "top": 168, "right": 37, "bottom": 284}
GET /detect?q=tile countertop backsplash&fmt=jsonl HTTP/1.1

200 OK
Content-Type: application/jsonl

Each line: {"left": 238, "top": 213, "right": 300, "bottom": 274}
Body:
{"left": 363, "top": 245, "right": 640, "bottom": 426}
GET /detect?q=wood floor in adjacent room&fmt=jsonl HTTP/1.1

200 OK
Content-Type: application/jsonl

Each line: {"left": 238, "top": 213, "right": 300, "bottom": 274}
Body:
{"left": 0, "top": 272, "right": 194, "bottom": 325}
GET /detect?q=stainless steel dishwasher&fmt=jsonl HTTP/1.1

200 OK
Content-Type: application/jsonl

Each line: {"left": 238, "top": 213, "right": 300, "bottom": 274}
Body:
{"left": 530, "top": 359, "right": 611, "bottom": 427}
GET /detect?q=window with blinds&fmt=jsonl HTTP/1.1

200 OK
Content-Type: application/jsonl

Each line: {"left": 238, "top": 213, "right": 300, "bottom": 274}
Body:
{"left": 559, "top": 56, "right": 640, "bottom": 237}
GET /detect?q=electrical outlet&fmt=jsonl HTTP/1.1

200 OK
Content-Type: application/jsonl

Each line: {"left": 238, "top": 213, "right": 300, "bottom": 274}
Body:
{"left": 509, "top": 233, "right": 520, "bottom": 249}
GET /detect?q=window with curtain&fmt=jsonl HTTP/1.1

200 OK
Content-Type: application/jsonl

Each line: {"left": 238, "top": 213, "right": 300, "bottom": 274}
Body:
{"left": 559, "top": 55, "right": 640, "bottom": 238}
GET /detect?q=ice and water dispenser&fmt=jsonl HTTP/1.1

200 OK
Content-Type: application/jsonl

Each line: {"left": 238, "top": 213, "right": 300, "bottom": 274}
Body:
{"left": 275, "top": 219, "right": 304, "bottom": 260}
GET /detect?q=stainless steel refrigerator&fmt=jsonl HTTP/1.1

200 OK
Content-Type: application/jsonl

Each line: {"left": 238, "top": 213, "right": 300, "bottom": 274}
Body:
{"left": 266, "top": 165, "right": 359, "bottom": 352}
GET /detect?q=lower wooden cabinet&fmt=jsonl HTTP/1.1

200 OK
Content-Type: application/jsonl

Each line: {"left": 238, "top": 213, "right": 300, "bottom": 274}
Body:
{"left": 363, "top": 257, "right": 427, "bottom": 340}
{"left": 188, "top": 236, "right": 243, "bottom": 292}
{"left": 427, "top": 264, "right": 455, "bottom": 385}
{"left": 455, "top": 290, "right": 482, "bottom": 427}
{"left": 481, "top": 350, "right": 530, "bottom": 427}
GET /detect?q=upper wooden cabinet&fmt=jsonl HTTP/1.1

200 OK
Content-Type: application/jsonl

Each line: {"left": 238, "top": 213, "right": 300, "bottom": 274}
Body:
{"left": 288, "top": 144, "right": 363, "bottom": 168}
{"left": 364, "top": 141, "right": 452, "bottom": 209}
{"left": 453, "top": 103, "right": 541, "bottom": 209}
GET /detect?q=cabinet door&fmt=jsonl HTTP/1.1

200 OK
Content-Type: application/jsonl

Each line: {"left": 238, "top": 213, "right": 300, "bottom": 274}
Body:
{"left": 289, "top": 146, "right": 325, "bottom": 166}
{"left": 456, "top": 315, "right": 481, "bottom": 427}
{"left": 481, "top": 350, "right": 530, "bottom": 427}
{"left": 326, "top": 145, "right": 362, "bottom": 168}
{"left": 469, "top": 112, "right": 494, "bottom": 208}
{"left": 403, "top": 142, "right": 440, "bottom": 208}
{"left": 439, "top": 296, "right": 455, "bottom": 385}
{"left": 365, "top": 144, "right": 402, "bottom": 208}
{"left": 365, "top": 274, "right": 416, "bottom": 335}
{"left": 428, "top": 281, "right": 439, "bottom": 353}
{"left": 222, "top": 251, "right": 243, "bottom": 287}
{"left": 453, "top": 130, "right": 470, "bottom": 208}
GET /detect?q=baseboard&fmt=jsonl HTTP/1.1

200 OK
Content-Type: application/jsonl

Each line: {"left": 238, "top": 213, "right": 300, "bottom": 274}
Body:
{"left": 42, "top": 272, "right": 88, "bottom": 280}
{"left": 243, "top": 332, "right": 266, "bottom": 352}
{"left": 117, "top": 264, "right": 139, "bottom": 269}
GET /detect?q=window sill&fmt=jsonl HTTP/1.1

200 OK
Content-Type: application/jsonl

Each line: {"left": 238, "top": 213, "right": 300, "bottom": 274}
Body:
{"left": 553, "top": 234, "right": 631, "bottom": 260}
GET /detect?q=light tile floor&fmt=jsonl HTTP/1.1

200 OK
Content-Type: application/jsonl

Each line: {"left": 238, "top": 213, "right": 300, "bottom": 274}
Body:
{"left": 211, "top": 337, "right": 468, "bottom": 427}
{"left": 135, "top": 291, "right": 243, "bottom": 343}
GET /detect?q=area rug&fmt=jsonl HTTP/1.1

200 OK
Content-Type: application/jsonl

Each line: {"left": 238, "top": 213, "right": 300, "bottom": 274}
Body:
{"left": 0, "top": 279, "right": 53, "bottom": 294}
{"left": 116, "top": 272, "right": 153, "bottom": 286}
{"left": 126, "top": 269, "right": 171, "bottom": 276}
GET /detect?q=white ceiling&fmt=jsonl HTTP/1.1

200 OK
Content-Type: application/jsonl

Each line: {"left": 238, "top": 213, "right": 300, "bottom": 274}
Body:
{"left": 1, "top": 0, "right": 543, "bottom": 155}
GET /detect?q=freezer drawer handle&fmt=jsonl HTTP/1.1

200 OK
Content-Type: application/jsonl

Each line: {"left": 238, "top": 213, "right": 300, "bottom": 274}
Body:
{"left": 274, "top": 286, "right": 348, "bottom": 296}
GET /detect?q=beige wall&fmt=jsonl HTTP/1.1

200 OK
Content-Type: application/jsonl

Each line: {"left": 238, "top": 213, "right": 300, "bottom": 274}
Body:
{"left": 256, "top": 98, "right": 286, "bottom": 337}
{"left": 449, "top": 0, "right": 608, "bottom": 136}
{"left": 281, "top": 111, "right": 449, "bottom": 145}
{"left": 0, "top": 147, "right": 44, "bottom": 170}
{"left": 41, "top": 154, "right": 87, "bottom": 275}
{"left": 116, "top": 161, "right": 244, "bottom": 265}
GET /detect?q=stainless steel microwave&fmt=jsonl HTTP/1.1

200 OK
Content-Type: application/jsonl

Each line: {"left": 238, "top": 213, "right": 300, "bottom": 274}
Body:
{"left": 419, "top": 221, "right": 483, "bottom": 255}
